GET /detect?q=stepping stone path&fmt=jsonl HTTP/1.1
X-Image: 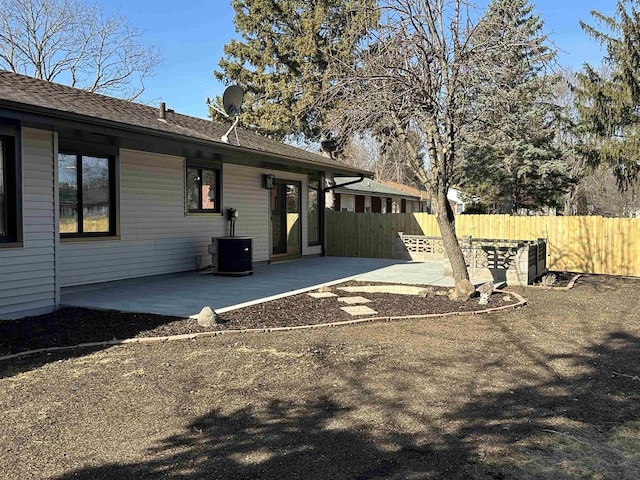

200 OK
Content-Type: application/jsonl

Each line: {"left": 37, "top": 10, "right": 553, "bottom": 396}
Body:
{"left": 308, "top": 291, "right": 378, "bottom": 317}
{"left": 337, "top": 296, "right": 371, "bottom": 305}
{"left": 307, "top": 292, "right": 338, "bottom": 298}
{"left": 340, "top": 305, "right": 378, "bottom": 316}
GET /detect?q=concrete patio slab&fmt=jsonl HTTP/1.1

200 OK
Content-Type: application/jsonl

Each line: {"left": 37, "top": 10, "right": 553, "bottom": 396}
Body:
{"left": 60, "top": 256, "right": 478, "bottom": 318}
{"left": 61, "top": 256, "right": 399, "bottom": 318}
{"left": 338, "top": 285, "right": 428, "bottom": 295}
{"left": 354, "top": 261, "right": 486, "bottom": 287}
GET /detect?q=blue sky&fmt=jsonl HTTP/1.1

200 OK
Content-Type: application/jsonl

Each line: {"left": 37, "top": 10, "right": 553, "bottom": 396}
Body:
{"left": 101, "top": 0, "right": 617, "bottom": 119}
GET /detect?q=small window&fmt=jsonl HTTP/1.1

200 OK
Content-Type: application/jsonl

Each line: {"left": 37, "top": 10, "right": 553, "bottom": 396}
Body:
{"left": 0, "top": 132, "right": 21, "bottom": 245}
{"left": 59, "top": 153, "right": 116, "bottom": 237}
{"left": 187, "top": 165, "right": 220, "bottom": 212}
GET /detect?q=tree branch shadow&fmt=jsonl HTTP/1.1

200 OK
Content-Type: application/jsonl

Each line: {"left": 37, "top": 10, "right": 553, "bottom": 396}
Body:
{"left": 445, "top": 330, "right": 640, "bottom": 478}
{"left": 53, "top": 394, "right": 477, "bottom": 480}
{"left": 52, "top": 327, "right": 640, "bottom": 479}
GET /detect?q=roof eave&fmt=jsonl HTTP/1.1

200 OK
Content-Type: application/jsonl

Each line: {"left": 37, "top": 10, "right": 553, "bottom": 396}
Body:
{"left": 0, "top": 98, "right": 373, "bottom": 177}
{"left": 332, "top": 187, "right": 422, "bottom": 200}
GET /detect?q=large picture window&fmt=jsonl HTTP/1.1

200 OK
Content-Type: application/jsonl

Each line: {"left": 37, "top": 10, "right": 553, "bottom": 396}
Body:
{"left": 0, "top": 133, "right": 19, "bottom": 244}
{"left": 187, "top": 164, "right": 220, "bottom": 213}
{"left": 58, "top": 153, "right": 115, "bottom": 237}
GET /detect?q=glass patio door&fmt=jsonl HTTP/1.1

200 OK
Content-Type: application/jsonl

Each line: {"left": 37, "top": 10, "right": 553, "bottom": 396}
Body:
{"left": 271, "top": 180, "right": 301, "bottom": 257}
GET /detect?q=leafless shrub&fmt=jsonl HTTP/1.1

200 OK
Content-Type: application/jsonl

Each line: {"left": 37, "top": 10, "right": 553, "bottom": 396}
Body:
{"left": 541, "top": 273, "right": 557, "bottom": 286}
{"left": 478, "top": 292, "right": 491, "bottom": 305}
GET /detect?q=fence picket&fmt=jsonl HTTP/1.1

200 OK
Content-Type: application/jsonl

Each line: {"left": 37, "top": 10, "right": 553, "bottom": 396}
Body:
{"left": 324, "top": 211, "right": 640, "bottom": 276}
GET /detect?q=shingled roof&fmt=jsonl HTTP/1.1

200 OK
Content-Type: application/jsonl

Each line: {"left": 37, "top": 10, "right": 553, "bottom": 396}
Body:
{"left": 379, "top": 179, "right": 429, "bottom": 199}
{"left": 0, "top": 71, "right": 367, "bottom": 174}
{"left": 333, "top": 176, "right": 423, "bottom": 199}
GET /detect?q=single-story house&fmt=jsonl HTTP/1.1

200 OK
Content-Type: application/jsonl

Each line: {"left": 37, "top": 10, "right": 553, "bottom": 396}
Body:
{"left": 0, "top": 71, "right": 370, "bottom": 319}
{"left": 447, "top": 187, "right": 467, "bottom": 214}
{"left": 378, "top": 180, "right": 431, "bottom": 213}
{"left": 327, "top": 177, "right": 429, "bottom": 213}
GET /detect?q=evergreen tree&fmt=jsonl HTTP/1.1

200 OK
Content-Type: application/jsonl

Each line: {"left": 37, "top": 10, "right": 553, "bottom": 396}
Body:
{"left": 553, "top": 69, "right": 590, "bottom": 215}
{"left": 215, "top": 0, "right": 378, "bottom": 155}
{"left": 459, "top": 0, "right": 571, "bottom": 214}
{"left": 575, "top": 0, "right": 640, "bottom": 190}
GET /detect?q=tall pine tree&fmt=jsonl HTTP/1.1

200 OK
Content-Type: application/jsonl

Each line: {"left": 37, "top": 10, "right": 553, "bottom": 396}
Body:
{"left": 215, "top": 0, "right": 378, "bottom": 155}
{"left": 459, "top": 0, "right": 571, "bottom": 214}
{"left": 576, "top": 0, "right": 640, "bottom": 190}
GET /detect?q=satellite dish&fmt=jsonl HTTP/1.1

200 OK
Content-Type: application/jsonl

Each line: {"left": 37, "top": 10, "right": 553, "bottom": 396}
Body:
{"left": 222, "top": 85, "right": 244, "bottom": 117}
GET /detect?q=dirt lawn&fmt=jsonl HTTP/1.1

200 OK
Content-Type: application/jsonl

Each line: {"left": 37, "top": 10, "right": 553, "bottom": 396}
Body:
{"left": 1, "top": 275, "right": 639, "bottom": 479}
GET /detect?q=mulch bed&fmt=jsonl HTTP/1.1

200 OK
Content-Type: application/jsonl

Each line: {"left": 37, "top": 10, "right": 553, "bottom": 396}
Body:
{"left": 0, "top": 281, "right": 520, "bottom": 357}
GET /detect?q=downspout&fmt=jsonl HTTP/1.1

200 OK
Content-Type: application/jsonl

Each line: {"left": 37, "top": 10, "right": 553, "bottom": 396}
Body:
{"left": 321, "top": 175, "right": 366, "bottom": 256}
{"left": 53, "top": 131, "right": 60, "bottom": 309}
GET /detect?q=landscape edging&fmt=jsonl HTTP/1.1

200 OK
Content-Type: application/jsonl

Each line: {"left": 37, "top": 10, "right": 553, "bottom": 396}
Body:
{"left": 0, "top": 290, "right": 527, "bottom": 363}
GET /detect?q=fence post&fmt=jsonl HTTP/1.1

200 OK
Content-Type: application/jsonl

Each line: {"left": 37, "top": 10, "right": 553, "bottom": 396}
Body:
{"left": 394, "top": 232, "right": 404, "bottom": 260}
{"left": 537, "top": 238, "right": 548, "bottom": 277}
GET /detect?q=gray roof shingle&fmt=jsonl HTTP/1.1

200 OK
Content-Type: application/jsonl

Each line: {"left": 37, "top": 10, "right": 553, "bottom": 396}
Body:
{"left": 333, "top": 176, "right": 423, "bottom": 199}
{"left": 0, "top": 71, "right": 368, "bottom": 174}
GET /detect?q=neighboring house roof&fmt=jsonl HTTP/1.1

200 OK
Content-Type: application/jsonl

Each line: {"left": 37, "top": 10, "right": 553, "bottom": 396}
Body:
{"left": 333, "top": 176, "right": 423, "bottom": 200}
{"left": 0, "top": 71, "right": 369, "bottom": 176}
{"left": 447, "top": 186, "right": 466, "bottom": 203}
{"left": 379, "top": 180, "right": 429, "bottom": 200}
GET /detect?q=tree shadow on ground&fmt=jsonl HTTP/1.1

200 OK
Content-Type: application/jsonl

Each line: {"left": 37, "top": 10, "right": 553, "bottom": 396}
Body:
{"left": 445, "top": 329, "right": 640, "bottom": 478}
{"left": 52, "top": 330, "right": 640, "bottom": 479}
{"left": 324, "top": 321, "right": 640, "bottom": 479}
{"left": 574, "top": 274, "right": 640, "bottom": 294}
{"left": 53, "top": 395, "right": 476, "bottom": 480}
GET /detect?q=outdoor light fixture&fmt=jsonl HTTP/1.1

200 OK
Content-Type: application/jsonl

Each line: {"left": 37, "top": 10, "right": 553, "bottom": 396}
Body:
{"left": 262, "top": 174, "right": 275, "bottom": 189}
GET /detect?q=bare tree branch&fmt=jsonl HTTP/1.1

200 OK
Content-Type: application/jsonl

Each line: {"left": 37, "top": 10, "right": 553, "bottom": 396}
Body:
{"left": 0, "top": 0, "right": 161, "bottom": 100}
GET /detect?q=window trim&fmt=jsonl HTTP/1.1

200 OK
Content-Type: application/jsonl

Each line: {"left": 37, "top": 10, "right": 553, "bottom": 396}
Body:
{"left": 186, "top": 161, "right": 222, "bottom": 214}
{"left": 58, "top": 151, "right": 117, "bottom": 238}
{"left": 0, "top": 124, "right": 22, "bottom": 247}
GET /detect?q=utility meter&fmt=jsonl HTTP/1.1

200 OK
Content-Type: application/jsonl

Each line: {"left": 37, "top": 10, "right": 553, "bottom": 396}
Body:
{"left": 227, "top": 208, "right": 238, "bottom": 220}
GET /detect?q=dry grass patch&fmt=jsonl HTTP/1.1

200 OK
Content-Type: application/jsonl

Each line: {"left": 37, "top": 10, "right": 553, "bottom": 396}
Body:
{"left": 0, "top": 275, "right": 638, "bottom": 479}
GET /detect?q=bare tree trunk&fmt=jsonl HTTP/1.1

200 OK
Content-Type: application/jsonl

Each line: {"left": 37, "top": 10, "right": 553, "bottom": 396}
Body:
{"left": 563, "top": 187, "right": 577, "bottom": 215}
{"left": 433, "top": 185, "right": 469, "bottom": 282}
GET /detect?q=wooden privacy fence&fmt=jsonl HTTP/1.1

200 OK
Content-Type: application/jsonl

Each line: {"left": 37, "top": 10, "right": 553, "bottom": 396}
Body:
{"left": 325, "top": 211, "right": 640, "bottom": 277}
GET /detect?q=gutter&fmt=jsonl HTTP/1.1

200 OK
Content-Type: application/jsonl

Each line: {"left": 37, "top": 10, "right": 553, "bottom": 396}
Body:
{"left": 0, "top": 99, "right": 373, "bottom": 178}
{"left": 323, "top": 175, "right": 366, "bottom": 193}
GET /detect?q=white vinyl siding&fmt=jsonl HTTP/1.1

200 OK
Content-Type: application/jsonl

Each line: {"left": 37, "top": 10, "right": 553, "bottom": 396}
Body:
{"left": 59, "top": 151, "right": 321, "bottom": 287}
{"left": 224, "top": 164, "right": 321, "bottom": 259}
{"left": 222, "top": 164, "right": 270, "bottom": 262}
{"left": 0, "top": 128, "right": 56, "bottom": 319}
{"left": 59, "top": 149, "right": 227, "bottom": 287}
